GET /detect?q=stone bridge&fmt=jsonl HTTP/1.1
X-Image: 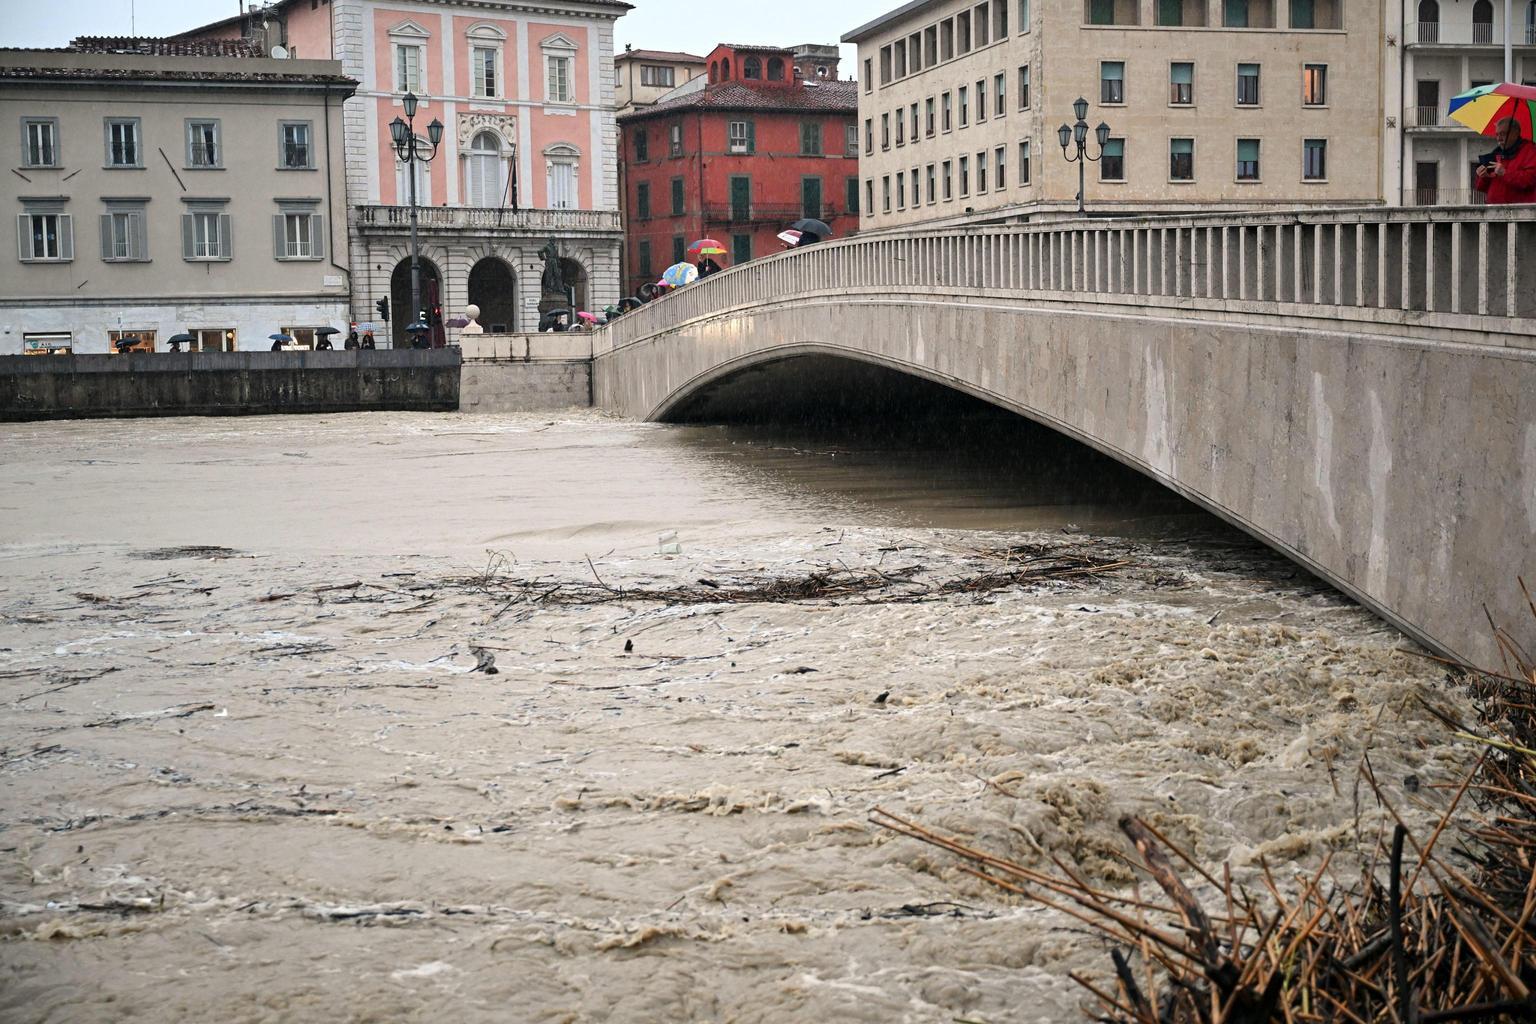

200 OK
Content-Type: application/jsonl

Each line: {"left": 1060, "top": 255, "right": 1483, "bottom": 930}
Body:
{"left": 593, "top": 207, "right": 1536, "bottom": 668}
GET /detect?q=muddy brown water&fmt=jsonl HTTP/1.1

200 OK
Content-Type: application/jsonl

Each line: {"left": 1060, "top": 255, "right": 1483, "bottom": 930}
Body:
{"left": 0, "top": 412, "right": 1468, "bottom": 1023}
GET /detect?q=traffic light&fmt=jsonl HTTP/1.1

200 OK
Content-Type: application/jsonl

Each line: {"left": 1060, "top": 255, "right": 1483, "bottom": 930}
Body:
{"left": 375, "top": 297, "right": 390, "bottom": 322}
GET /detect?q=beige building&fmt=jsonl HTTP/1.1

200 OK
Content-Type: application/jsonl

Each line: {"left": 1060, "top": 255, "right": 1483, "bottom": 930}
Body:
{"left": 844, "top": 0, "right": 1386, "bottom": 228}
{"left": 1393, "top": 0, "right": 1536, "bottom": 205}
{"left": 615, "top": 47, "right": 707, "bottom": 116}
{"left": 0, "top": 41, "right": 355, "bottom": 355}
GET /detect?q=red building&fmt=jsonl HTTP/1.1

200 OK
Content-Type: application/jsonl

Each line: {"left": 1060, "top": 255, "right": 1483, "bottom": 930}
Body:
{"left": 617, "top": 43, "right": 859, "bottom": 296}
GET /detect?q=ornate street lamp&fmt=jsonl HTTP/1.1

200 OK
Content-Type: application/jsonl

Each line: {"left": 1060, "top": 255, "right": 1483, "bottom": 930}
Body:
{"left": 388, "top": 93, "right": 444, "bottom": 341}
{"left": 1057, "top": 96, "right": 1112, "bottom": 216}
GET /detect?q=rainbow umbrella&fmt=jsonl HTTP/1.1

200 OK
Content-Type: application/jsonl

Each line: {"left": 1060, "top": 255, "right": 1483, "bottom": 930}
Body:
{"left": 1448, "top": 82, "right": 1536, "bottom": 137}
{"left": 687, "top": 238, "right": 727, "bottom": 257}
{"left": 660, "top": 262, "right": 699, "bottom": 287}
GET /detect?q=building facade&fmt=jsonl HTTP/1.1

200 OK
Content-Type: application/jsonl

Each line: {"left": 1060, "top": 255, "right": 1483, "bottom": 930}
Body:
{"left": 1392, "top": 0, "right": 1536, "bottom": 205}
{"left": 844, "top": 0, "right": 1387, "bottom": 228}
{"left": 617, "top": 44, "right": 860, "bottom": 297}
{"left": 178, "top": 0, "right": 629, "bottom": 344}
{"left": 0, "top": 42, "right": 355, "bottom": 356}
{"left": 615, "top": 47, "right": 707, "bottom": 117}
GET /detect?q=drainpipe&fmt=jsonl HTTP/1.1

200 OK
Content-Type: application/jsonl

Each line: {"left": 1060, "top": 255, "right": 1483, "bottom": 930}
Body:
{"left": 1399, "top": 0, "right": 1407, "bottom": 206}
{"left": 1506, "top": 0, "right": 1514, "bottom": 82}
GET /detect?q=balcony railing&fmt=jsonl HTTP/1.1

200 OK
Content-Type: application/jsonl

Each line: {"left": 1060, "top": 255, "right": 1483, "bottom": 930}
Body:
{"left": 1409, "top": 20, "right": 1534, "bottom": 44}
{"left": 1402, "top": 188, "right": 1489, "bottom": 207}
{"left": 1411, "top": 105, "right": 1443, "bottom": 128}
{"left": 356, "top": 205, "right": 622, "bottom": 232}
{"left": 1415, "top": 20, "right": 1440, "bottom": 42}
{"left": 701, "top": 205, "right": 845, "bottom": 226}
{"left": 1473, "top": 21, "right": 1494, "bottom": 43}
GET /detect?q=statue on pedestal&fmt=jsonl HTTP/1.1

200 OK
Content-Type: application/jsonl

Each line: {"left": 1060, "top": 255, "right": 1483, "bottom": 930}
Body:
{"left": 538, "top": 238, "right": 570, "bottom": 316}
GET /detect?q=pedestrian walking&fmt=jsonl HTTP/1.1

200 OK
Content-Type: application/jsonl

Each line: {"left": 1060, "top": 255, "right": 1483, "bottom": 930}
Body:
{"left": 696, "top": 256, "right": 722, "bottom": 279}
{"left": 1475, "top": 118, "right": 1536, "bottom": 205}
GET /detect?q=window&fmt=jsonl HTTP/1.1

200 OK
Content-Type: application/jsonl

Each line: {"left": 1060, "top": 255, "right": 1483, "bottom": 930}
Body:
{"left": 672, "top": 235, "right": 686, "bottom": 264}
{"left": 394, "top": 43, "right": 424, "bottom": 92}
{"left": 959, "top": 155, "right": 970, "bottom": 196}
{"left": 1303, "top": 138, "right": 1327, "bottom": 180}
{"left": 473, "top": 45, "right": 498, "bottom": 98}
{"left": 669, "top": 123, "right": 683, "bottom": 157}
{"left": 995, "top": 145, "right": 1006, "bottom": 188}
{"left": 671, "top": 176, "right": 685, "bottom": 215}
{"left": 547, "top": 147, "right": 579, "bottom": 208}
{"left": 636, "top": 182, "right": 651, "bottom": 219}
{"left": 926, "top": 163, "right": 936, "bottom": 203}
{"left": 744, "top": 56, "right": 762, "bottom": 80}
{"left": 1169, "top": 138, "right": 1194, "bottom": 181}
{"left": 1019, "top": 138, "right": 1031, "bottom": 185}
{"left": 22, "top": 333, "right": 73, "bottom": 355}
{"left": 865, "top": 118, "right": 874, "bottom": 154}
{"left": 941, "top": 19, "right": 954, "bottom": 60}
{"left": 17, "top": 211, "right": 72, "bottom": 261}
{"left": 1236, "top": 138, "right": 1261, "bottom": 180}
{"left": 911, "top": 104, "right": 920, "bottom": 142}
{"left": 864, "top": 58, "right": 873, "bottom": 93}
{"left": 280, "top": 327, "right": 318, "bottom": 349}
{"left": 1224, "top": 0, "right": 1250, "bottom": 25}
{"left": 634, "top": 129, "right": 649, "bottom": 162}
{"left": 547, "top": 54, "right": 573, "bottom": 102}
{"left": 280, "top": 122, "right": 313, "bottom": 169}
{"left": 995, "top": 73, "right": 1006, "bottom": 117}
{"left": 865, "top": 179, "right": 874, "bottom": 215}
{"left": 1090, "top": 0, "right": 1116, "bottom": 23}
{"left": 729, "top": 120, "right": 753, "bottom": 155}
{"left": 897, "top": 171, "right": 906, "bottom": 209}
{"left": 100, "top": 207, "right": 147, "bottom": 261}
{"left": 1160, "top": 0, "right": 1184, "bottom": 23}
{"left": 801, "top": 122, "right": 822, "bottom": 156}
{"left": 942, "top": 92, "right": 953, "bottom": 132}
{"left": 1302, "top": 64, "right": 1327, "bottom": 106}
{"left": 959, "top": 86, "right": 969, "bottom": 127}
{"left": 802, "top": 176, "right": 822, "bottom": 219}
{"left": 1100, "top": 62, "right": 1125, "bottom": 105}
{"left": 23, "top": 118, "right": 59, "bottom": 168}
{"left": 911, "top": 168, "right": 921, "bottom": 207}
{"left": 909, "top": 34, "right": 923, "bottom": 74}
{"left": 769, "top": 58, "right": 785, "bottom": 81}
{"left": 193, "top": 328, "right": 237, "bottom": 353}
{"left": 275, "top": 211, "right": 324, "bottom": 260}
{"left": 730, "top": 175, "right": 751, "bottom": 220}
{"left": 848, "top": 122, "right": 859, "bottom": 156}
{"left": 1100, "top": 138, "right": 1125, "bottom": 181}
{"left": 881, "top": 113, "right": 890, "bottom": 149}
{"left": 958, "top": 10, "right": 973, "bottom": 51}
{"left": 882, "top": 175, "right": 891, "bottom": 212}
{"left": 926, "top": 98, "right": 936, "bottom": 136}
{"left": 942, "top": 159, "right": 953, "bottom": 199}
{"left": 108, "top": 330, "right": 155, "bottom": 354}
{"left": 847, "top": 176, "right": 860, "bottom": 214}
{"left": 880, "top": 46, "right": 892, "bottom": 85}
{"left": 466, "top": 131, "right": 502, "bottom": 206}
{"left": 896, "top": 109, "right": 905, "bottom": 146}
{"left": 105, "top": 118, "right": 140, "bottom": 168}
{"left": 1020, "top": 0, "right": 1030, "bottom": 31}
{"left": 893, "top": 41, "right": 906, "bottom": 79}
{"left": 997, "top": 0, "right": 1009, "bottom": 36}
{"left": 924, "top": 25, "right": 938, "bottom": 65}
{"left": 976, "top": 3, "right": 991, "bottom": 44}
{"left": 1237, "top": 63, "right": 1260, "bottom": 106}
{"left": 976, "top": 80, "right": 988, "bottom": 122}
{"left": 182, "top": 208, "right": 231, "bottom": 260}
{"left": 641, "top": 64, "right": 675, "bottom": 87}
{"left": 976, "top": 150, "right": 988, "bottom": 192}
{"left": 186, "top": 119, "right": 221, "bottom": 168}
{"left": 1018, "top": 65, "right": 1031, "bottom": 108}
{"left": 638, "top": 240, "right": 652, "bottom": 279}
{"left": 732, "top": 233, "right": 752, "bottom": 264}
{"left": 1170, "top": 63, "right": 1193, "bottom": 106}
{"left": 1290, "top": 0, "right": 1314, "bottom": 28}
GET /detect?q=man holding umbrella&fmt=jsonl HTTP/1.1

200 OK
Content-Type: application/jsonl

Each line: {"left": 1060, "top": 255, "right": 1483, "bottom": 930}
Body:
{"left": 1475, "top": 119, "right": 1536, "bottom": 205}
{"left": 689, "top": 238, "right": 727, "bottom": 278}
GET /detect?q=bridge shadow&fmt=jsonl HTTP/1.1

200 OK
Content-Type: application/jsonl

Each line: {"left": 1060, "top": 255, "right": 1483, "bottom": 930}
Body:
{"left": 657, "top": 352, "right": 1231, "bottom": 539}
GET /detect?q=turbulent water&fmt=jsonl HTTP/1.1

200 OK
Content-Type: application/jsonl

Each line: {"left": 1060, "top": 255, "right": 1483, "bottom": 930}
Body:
{"left": 0, "top": 411, "right": 1469, "bottom": 1023}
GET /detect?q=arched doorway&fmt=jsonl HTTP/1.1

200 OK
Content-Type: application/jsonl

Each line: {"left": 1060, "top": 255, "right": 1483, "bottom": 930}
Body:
{"left": 390, "top": 256, "right": 441, "bottom": 348}
{"left": 1473, "top": 0, "right": 1493, "bottom": 41}
{"left": 558, "top": 257, "right": 588, "bottom": 312}
{"left": 468, "top": 257, "right": 517, "bottom": 332}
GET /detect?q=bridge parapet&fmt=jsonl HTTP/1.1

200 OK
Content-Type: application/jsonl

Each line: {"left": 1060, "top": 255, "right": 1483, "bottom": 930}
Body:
{"left": 599, "top": 206, "right": 1536, "bottom": 355}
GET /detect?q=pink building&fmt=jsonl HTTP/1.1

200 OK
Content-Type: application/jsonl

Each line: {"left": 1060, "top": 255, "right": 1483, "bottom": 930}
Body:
{"left": 177, "top": 0, "right": 629, "bottom": 344}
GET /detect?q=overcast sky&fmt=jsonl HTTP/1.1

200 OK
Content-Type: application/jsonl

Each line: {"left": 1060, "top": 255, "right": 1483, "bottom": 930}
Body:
{"left": 2, "top": 0, "right": 888, "bottom": 71}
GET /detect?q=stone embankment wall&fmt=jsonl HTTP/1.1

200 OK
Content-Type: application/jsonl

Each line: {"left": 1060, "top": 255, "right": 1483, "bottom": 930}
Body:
{"left": 0, "top": 350, "right": 461, "bottom": 421}
{"left": 457, "top": 333, "right": 593, "bottom": 412}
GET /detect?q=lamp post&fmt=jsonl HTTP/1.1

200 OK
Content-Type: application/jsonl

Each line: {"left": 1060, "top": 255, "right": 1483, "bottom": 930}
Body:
{"left": 1057, "top": 96, "right": 1112, "bottom": 216}
{"left": 388, "top": 93, "right": 443, "bottom": 339}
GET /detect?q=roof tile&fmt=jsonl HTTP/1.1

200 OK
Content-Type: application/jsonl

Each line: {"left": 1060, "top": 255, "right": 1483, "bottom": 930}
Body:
{"left": 619, "top": 79, "right": 858, "bottom": 121}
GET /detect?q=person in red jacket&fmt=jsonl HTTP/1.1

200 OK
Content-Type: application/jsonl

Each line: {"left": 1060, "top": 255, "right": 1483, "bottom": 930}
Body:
{"left": 1475, "top": 118, "right": 1536, "bottom": 204}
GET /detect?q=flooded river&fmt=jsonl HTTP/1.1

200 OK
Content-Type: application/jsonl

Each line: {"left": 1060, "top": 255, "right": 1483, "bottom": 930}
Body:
{"left": 0, "top": 410, "right": 1468, "bottom": 1023}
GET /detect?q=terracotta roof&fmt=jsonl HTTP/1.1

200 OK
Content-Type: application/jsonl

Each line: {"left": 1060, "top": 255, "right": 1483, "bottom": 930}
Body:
{"left": 619, "top": 79, "right": 858, "bottom": 122}
{"left": 0, "top": 64, "right": 355, "bottom": 86}
{"left": 67, "top": 37, "right": 263, "bottom": 57}
{"left": 617, "top": 48, "right": 707, "bottom": 63}
{"left": 717, "top": 43, "right": 796, "bottom": 54}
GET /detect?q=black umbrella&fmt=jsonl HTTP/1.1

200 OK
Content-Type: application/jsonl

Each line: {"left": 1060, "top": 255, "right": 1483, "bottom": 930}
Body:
{"left": 314, "top": 326, "right": 341, "bottom": 337}
{"left": 789, "top": 218, "right": 832, "bottom": 239}
{"left": 167, "top": 332, "right": 195, "bottom": 344}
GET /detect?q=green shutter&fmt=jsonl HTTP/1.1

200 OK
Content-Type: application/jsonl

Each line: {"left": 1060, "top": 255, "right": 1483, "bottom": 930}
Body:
{"left": 746, "top": 120, "right": 756, "bottom": 154}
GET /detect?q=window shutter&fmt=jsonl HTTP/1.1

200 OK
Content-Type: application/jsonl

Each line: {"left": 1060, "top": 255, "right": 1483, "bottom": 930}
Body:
{"left": 101, "top": 214, "right": 113, "bottom": 260}
{"left": 58, "top": 215, "right": 73, "bottom": 261}
{"left": 747, "top": 121, "right": 756, "bottom": 154}
{"left": 17, "top": 213, "right": 30, "bottom": 260}
{"left": 218, "top": 214, "right": 232, "bottom": 260}
{"left": 182, "top": 214, "right": 195, "bottom": 259}
{"left": 310, "top": 215, "right": 325, "bottom": 260}
{"left": 273, "top": 215, "right": 285, "bottom": 259}
{"left": 132, "top": 212, "right": 147, "bottom": 260}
